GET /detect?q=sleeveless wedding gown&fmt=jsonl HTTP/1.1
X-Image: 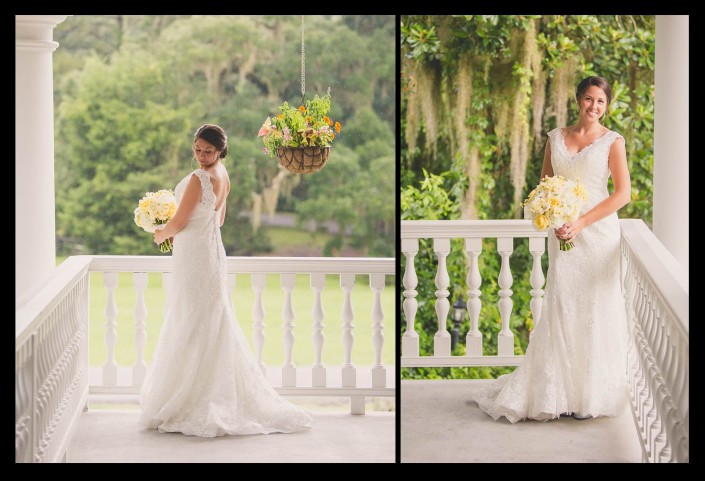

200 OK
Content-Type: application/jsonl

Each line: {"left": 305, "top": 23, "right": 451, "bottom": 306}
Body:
{"left": 474, "top": 128, "right": 629, "bottom": 423}
{"left": 139, "top": 169, "right": 313, "bottom": 436}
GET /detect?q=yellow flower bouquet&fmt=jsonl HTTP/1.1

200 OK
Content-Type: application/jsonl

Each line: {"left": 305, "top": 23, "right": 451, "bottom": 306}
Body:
{"left": 134, "top": 189, "right": 177, "bottom": 253}
{"left": 522, "top": 175, "right": 588, "bottom": 251}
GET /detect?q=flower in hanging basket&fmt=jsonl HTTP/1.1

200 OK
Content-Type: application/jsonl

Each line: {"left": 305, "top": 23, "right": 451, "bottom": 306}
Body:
{"left": 258, "top": 89, "right": 341, "bottom": 158}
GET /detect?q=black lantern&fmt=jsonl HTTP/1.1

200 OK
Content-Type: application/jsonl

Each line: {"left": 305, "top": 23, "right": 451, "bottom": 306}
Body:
{"left": 451, "top": 296, "right": 466, "bottom": 351}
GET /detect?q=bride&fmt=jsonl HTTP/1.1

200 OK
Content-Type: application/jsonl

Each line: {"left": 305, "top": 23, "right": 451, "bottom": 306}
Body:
{"left": 140, "top": 124, "right": 313, "bottom": 437}
{"left": 475, "top": 76, "right": 632, "bottom": 422}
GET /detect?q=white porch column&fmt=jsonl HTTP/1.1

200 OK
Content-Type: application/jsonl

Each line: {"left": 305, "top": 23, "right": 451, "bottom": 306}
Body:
{"left": 654, "top": 15, "right": 689, "bottom": 273}
{"left": 15, "top": 15, "right": 68, "bottom": 307}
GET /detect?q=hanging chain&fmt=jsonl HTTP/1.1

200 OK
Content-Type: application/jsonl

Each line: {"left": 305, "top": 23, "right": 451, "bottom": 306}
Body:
{"left": 300, "top": 15, "right": 306, "bottom": 106}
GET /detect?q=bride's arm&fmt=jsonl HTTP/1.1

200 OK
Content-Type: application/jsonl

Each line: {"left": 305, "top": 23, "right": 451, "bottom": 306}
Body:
{"left": 540, "top": 140, "right": 554, "bottom": 179}
{"left": 219, "top": 203, "right": 227, "bottom": 227}
{"left": 155, "top": 174, "right": 201, "bottom": 244}
{"left": 557, "top": 138, "right": 631, "bottom": 241}
{"left": 580, "top": 137, "right": 631, "bottom": 225}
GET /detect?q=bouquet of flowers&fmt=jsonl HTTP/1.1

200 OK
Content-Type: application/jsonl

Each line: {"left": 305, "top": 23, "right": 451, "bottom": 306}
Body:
{"left": 257, "top": 89, "right": 341, "bottom": 157}
{"left": 134, "top": 189, "right": 177, "bottom": 253}
{"left": 522, "top": 175, "right": 588, "bottom": 251}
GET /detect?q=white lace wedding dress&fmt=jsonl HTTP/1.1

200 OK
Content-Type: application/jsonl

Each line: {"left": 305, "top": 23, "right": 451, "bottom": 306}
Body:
{"left": 474, "top": 128, "right": 629, "bottom": 423}
{"left": 139, "top": 169, "right": 313, "bottom": 436}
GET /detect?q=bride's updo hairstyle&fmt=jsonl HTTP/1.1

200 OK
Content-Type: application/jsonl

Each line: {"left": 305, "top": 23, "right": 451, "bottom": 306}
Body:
{"left": 575, "top": 76, "right": 613, "bottom": 115}
{"left": 194, "top": 124, "right": 228, "bottom": 158}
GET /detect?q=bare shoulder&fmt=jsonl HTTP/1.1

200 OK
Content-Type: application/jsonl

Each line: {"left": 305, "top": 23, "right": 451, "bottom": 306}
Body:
{"left": 218, "top": 164, "right": 231, "bottom": 190}
{"left": 208, "top": 164, "right": 230, "bottom": 192}
{"left": 608, "top": 132, "right": 627, "bottom": 159}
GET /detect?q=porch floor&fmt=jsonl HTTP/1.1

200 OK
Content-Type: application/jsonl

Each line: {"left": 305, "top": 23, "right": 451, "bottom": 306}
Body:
{"left": 68, "top": 399, "right": 394, "bottom": 463}
{"left": 401, "top": 380, "right": 643, "bottom": 463}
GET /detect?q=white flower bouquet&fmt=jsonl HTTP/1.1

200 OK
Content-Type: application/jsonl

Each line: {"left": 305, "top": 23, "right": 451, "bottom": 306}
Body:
{"left": 522, "top": 175, "right": 588, "bottom": 251}
{"left": 134, "top": 189, "right": 177, "bottom": 253}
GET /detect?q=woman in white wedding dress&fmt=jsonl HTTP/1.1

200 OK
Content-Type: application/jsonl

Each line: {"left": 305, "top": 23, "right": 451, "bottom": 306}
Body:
{"left": 141, "top": 124, "right": 313, "bottom": 436}
{"left": 475, "top": 76, "right": 632, "bottom": 423}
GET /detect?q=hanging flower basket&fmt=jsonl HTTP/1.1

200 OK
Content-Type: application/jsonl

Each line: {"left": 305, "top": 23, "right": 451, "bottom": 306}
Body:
{"left": 258, "top": 90, "right": 341, "bottom": 175}
{"left": 277, "top": 146, "right": 330, "bottom": 174}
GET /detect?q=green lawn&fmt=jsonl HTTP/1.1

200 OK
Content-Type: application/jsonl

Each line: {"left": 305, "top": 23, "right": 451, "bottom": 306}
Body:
{"left": 59, "top": 257, "right": 395, "bottom": 369}
{"left": 265, "top": 226, "right": 333, "bottom": 253}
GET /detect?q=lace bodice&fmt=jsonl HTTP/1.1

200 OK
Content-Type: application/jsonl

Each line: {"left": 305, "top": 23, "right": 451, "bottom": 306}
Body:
{"left": 547, "top": 128, "right": 624, "bottom": 212}
{"left": 174, "top": 169, "right": 219, "bottom": 218}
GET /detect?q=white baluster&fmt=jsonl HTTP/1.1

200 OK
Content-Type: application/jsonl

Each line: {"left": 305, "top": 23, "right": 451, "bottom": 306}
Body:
{"left": 340, "top": 273, "right": 356, "bottom": 388}
{"left": 370, "top": 273, "right": 386, "bottom": 388}
{"left": 281, "top": 273, "right": 296, "bottom": 387}
{"left": 251, "top": 273, "right": 266, "bottom": 374}
{"left": 310, "top": 273, "right": 326, "bottom": 387}
{"left": 434, "top": 238, "right": 451, "bottom": 356}
{"left": 102, "top": 272, "right": 118, "bottom": 386}
{"left": 132, "top": 273, "right": 148, "bottom": 388}
{"left": 15, "top": 343, "right": 32, "bottom": 463}
{"left": 465, "top": 238, "right": 483, "bottom": 357}
{"left": 528, "top": 236, "right": 546, "bottom": 339}
{"left": 497, "top": 238, "right": 515, "bottom": 356}
{"left": 402, "top": 238, "right": 419, "bottom": 357}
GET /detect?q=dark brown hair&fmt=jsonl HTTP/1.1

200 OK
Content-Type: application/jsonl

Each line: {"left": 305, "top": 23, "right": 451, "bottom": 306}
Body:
{"left": 194, "top": 124, "right": 228, "bottom": 158}
{"left": 575, "top": 76, "right": 613, "bottom": 113}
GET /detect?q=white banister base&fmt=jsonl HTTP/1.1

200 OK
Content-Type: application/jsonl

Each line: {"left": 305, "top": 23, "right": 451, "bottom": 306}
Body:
{"left": 312, "top": 367, "right": 326, "bottom": 387}
{"left": 434, "top": 334, "right": 451, "bottom": 356}
{"left": 282, "top": 367, "right": 296, "bottom": 387}
{"left": 342, "top": 367, "right": 356, "bottom": 388}
{"left": 402, "top": 334, "right": 419, "bottom": 357}
{"left": 131, "top": 367, "right": 146, "bottom": 388}
{"left": 103, "top": 364, "right": 117, "bottom": 387}
{"left": 350, "top": 396, "right": 365, "bottom": 415}
{"left": 498, "top": 333, "right": 514, "bottom": 356}
{"left": 401, "top": 355, "right": 524, "bottom": 368}
{"left": 372, "top": 367, "right": 386, "bottom": 388}
{"left": 466, "top": 333, "right": 482, "bottom": 357}
{"left": 92, "top": 385, "right": 394, "bottom": 397}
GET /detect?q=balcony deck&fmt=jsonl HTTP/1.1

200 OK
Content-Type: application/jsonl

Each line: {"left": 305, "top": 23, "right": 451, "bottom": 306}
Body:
{"left": 401, "top": 380, "right": 642, "bottom": 463}
{"left": 68, "top": 398, "right": 394, "bottom": 463}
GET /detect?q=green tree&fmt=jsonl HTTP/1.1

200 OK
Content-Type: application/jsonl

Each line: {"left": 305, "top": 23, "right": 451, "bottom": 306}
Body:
{"left": 54, "top": 15, "right": 395, "bottom": 257}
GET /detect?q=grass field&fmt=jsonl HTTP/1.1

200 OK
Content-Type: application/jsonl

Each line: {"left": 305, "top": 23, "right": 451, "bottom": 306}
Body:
{"left": 58, "top": 257, "right": 396, "bottom": 369}
{"left": 265, "top": 226, "right": 333, "bottom": 253}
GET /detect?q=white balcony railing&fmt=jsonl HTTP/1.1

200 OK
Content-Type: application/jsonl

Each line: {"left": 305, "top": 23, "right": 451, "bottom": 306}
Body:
{"left": 16, "top": 255, "right": 395, "bottom": 463}
{"left": 401, "top": 219, "right": 688, "bottom": 463}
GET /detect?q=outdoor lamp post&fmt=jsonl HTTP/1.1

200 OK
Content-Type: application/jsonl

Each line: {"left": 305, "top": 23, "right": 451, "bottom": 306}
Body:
{"left": 451, "top": 296, "right": 466, "bottom": 351}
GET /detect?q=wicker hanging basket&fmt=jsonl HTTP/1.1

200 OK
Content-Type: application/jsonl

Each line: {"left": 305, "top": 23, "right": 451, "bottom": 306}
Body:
{"left": 277, "top": 146, "right": 330, "bottom": 174}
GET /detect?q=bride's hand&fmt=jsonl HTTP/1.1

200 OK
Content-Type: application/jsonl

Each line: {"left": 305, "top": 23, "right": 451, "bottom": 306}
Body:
{"left": 154, "top": 225, "right": 168, "bottom": 245}
{"left": 555, "top": 219, "right": 586, "bottom": 242}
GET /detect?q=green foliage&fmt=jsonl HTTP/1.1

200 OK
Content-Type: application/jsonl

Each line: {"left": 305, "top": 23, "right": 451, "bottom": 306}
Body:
{"left": 54, "top": 15, "right": 395, "bottom": 257}
{"left": 401, "top": 15, "right": 655, "bottom": 379}
{"left": 293, "top": 146, "right": 395, "bottom": 257}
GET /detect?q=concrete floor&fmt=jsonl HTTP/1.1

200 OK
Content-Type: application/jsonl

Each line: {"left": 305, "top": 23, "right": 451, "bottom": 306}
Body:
{"left": 68, "top": 402, "right": 394, "bottom": 463}
{"left": 401, "top": 380, "right": 644, "bottom": 463}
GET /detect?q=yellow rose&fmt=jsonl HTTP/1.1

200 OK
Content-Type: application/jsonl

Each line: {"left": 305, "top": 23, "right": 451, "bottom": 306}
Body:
{"left": 549, "top": 197, "right": 560, "bottom": 207}
{"left": 573, "top": 184, "right": 587, "bottom": 200}
{"left": 534, "top": 214, "right": 548, "bottom": 230}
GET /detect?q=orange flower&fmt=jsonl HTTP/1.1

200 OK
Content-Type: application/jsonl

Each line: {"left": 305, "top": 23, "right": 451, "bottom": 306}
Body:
{"left": 298, "top": 105, "right": 306, "bottom": 112}
{"left": 324, "top": 115, "right": 333, "bottom": 126}
{"left": 306, "top": 116, "right": 312, "bottom": 123}
{"left": 277, "top": 114, "right": 285, "bottom": 119}
{"left": 334, "top": 121, "right": 341, "bottom": 133}
{"left": 331, "top": 133, "right": 335, "bottom": 140}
